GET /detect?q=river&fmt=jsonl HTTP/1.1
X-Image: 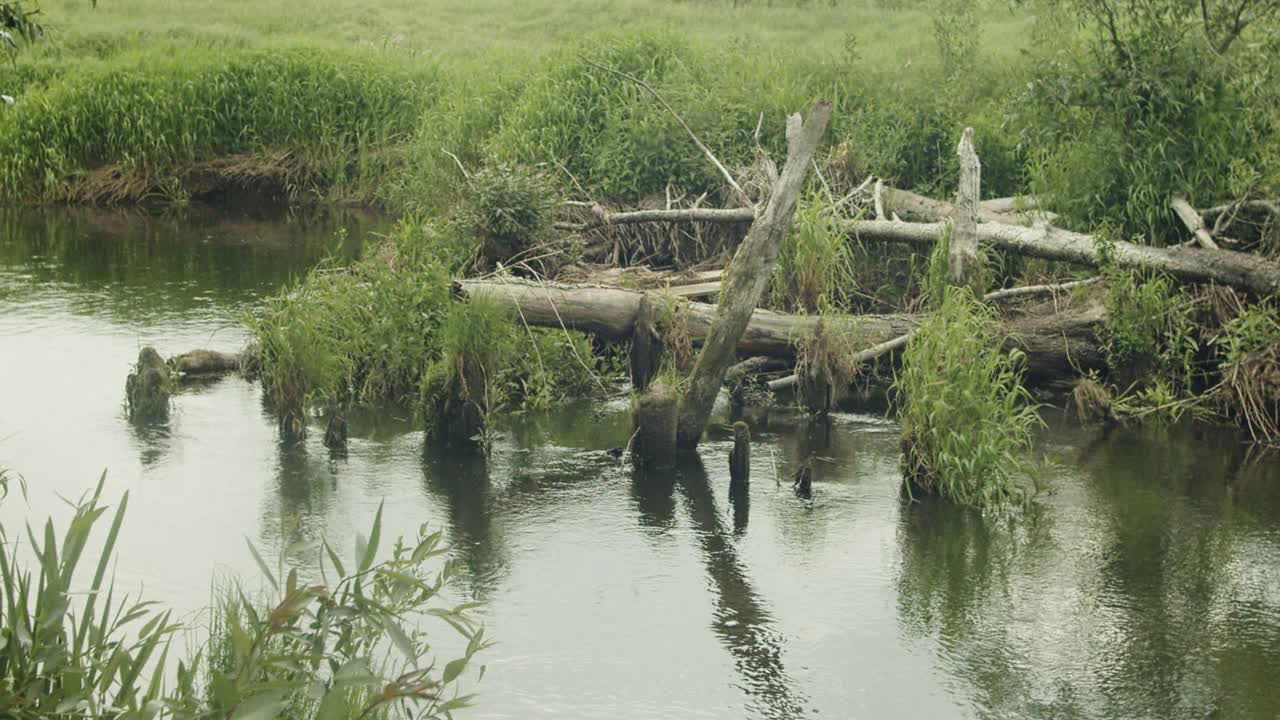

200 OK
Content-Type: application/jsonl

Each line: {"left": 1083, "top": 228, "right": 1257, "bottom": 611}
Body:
{"left": 2, "top": 206, "right": 1279, "bottom": 719}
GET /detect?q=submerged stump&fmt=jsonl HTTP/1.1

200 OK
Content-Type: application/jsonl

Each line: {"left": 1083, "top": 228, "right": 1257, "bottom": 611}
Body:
{"left": 125, "top": 347, "right": 173, "bottom": 421}
{"left": 729, "top": 421, "right": 751, "bottom": 487}
{"left": 632, "top": 380, "right": 678, "bottom": 469}
{"left": 425, "top": 355, "right": 491, "bottom": 448}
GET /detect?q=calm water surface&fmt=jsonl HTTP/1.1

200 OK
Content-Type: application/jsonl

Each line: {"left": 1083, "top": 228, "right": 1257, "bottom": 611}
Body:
{"left": 2, "top": 207, "right": 1279, "bottom": 719}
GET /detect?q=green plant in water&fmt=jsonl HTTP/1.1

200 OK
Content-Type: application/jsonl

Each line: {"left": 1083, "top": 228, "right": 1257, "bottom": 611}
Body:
{"left": 893, "top": 286, "right": 1042, "bottom": 508}
{"left": 420, "top": 295, "right": 518, "bottom": 449}
{"left": 0, "top": 471, "right": 484, "bottom": 719}
{"left": 1212, "top": 294, "right": 1280, "bottom": 443}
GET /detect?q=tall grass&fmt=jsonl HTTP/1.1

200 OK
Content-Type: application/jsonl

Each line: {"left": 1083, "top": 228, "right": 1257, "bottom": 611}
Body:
{"left": 770, "top": 197, "right": 858, "bottom": 313}
{"left": 893, "top": 285, "right": 1042, "bottom": 508}
{"left": 0, "top": 470, "right": 484, "bottom": 718}
{"left": 0, "top": 44, "right": 436, "bottom": 203}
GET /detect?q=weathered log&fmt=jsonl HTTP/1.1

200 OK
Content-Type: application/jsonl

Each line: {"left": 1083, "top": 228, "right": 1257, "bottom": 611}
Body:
{"left": 951, "top": 127, "right": 982, "bottom": 289}
{"left": 846, "top": 218, "right": 1280, "bottom": 296}
{"left": 1171, "top": 194, "right": 1220, "bottom": 250}
{"left": 669, "top": 281, "right": 721, "bottom": 299}
{"left": 458, "top": 278, "right": 1103, "bottom": 384}
{"left": 980, "top": 196, "right": 1043, "bottom": 214}
{"left": 678, "top": 100, "right": 833, "bottom": 449}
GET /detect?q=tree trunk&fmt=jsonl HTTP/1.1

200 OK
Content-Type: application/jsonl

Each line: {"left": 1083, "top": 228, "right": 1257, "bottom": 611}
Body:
{"left": 677, "top": 100, "right": 833, "bottom": 449}
{"left": 846, "top": 219, "right": 1280, "bottom": 296}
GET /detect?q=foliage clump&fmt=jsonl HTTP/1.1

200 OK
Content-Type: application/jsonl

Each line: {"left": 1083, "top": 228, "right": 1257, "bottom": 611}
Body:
{"left": 124, "top": 346, "right": 173, "bottom": 421}
{"left": 248, "top": 223, "right": 455, "bottom": 433}
{"left": 770, "top": 198, "right": 858, "bottom": 313}
{"left": 893, "top": 286, "right": 1041, "bottom": 508}
{"left": 457, "top": 163, "right": 560, "bottom": 271}
{"left": 1019, "top": 0, "right": 1280, "bottom": 244}
{"left": 0, "top": 471, "right": 485, "bottom": 719}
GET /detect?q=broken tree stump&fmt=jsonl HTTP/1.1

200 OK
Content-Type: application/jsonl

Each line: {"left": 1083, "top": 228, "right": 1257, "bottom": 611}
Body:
{"left": 951, "top": 127, "right": 983, "bottom": 291}
{"left": 630, "top": 293, "right": 666, "bottom": 392}
{"left": 125, "top": 346, "right": 173, "bottom": 421}
{"left": 632, "top": 379, "right": 679, "bottom": 468}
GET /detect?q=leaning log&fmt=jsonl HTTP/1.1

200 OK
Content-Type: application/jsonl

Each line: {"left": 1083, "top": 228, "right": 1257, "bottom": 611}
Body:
{"left": 846, "top": 218, "right": 1280, "bottom": 296}
{"left": 457, "top": 278, "right": 1104, "bottom": 382}
{"left": 678, "top": 100, "right": 833, "bottom": 449}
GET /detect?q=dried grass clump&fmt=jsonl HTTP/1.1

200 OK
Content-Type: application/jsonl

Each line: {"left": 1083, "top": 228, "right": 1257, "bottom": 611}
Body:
{"left": 1212, "top": 295, "right": 1280, "bottom": 445}
{"left": 1069, "top": 376, "right": 1118, "bottom": 425}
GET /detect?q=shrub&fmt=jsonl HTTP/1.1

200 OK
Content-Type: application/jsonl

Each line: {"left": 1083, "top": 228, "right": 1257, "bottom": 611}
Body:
{"left": 457, "top": 163, "right": 560, "bottom": 269}
{"left": 1018, "top": 0, "right": 1280, "bottom": 243}
{"left": 248, "top": 224, "right": 457, "bottom": 429}
{"left": 893, "top": 285, "right": 1041, "bottom": 507}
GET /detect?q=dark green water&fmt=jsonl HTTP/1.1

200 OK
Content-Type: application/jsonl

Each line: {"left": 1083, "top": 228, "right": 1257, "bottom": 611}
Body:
{"left": 2, "top": 207, "right": 1279, "bottom": 719}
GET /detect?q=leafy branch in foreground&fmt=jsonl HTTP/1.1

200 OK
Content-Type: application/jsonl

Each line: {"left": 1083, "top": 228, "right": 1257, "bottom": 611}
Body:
{"left": 0, "top": 470, "right": 486, "bottom": 719}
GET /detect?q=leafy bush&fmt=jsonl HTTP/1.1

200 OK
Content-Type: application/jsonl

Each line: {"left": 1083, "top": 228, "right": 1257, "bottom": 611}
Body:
{"left": 0, "top": 470, "right": 484, "bottom": 719}
{"left": 893, "top": 285, "right": 1041, "bottom": 507}
{"left": 248, "top": 224, "right": 458, "bottom": 428}
{"left": 457, "top": 163, "right": 560, "bottom": 268}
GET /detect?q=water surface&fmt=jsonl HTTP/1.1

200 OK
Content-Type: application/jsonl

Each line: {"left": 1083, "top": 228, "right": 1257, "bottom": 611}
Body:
{"left": 2, "top": 207, "right": 1279, "bottom": 719}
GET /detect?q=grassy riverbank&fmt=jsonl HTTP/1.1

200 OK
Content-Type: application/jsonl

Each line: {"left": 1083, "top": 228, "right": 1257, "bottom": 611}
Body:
{"left": 3, "top": 1, "right": 1038, "bottom": 207}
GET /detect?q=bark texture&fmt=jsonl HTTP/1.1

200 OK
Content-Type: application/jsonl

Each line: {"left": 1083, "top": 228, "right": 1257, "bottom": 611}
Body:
{"left": 677, "top": 100, "right": 833, "bottom": 449}
{"left": 847, "top": 219, "right": 1280, "bottom": 296}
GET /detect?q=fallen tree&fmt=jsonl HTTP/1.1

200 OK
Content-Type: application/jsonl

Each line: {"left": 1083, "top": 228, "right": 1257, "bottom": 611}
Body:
{"left": 456, "top": 277, "right": 1105, "bottom": 383}
{"left": 845, "top": 219, "right": 1280, "bottom": 296}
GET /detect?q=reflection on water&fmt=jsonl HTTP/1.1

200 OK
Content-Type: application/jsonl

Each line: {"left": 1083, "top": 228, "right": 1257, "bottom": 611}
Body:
{"left": 3, "top": 207, "right": 1280, "bottom": 719}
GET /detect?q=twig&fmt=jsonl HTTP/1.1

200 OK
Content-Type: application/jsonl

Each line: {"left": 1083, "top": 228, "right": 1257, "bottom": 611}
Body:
{"left": 580, "top": 55, "right": 752, "bottom": 209}
{"left": 441, "top": 149, "right": 470, "bottom": 180}
{"left": 873, "top": 179, "right": 886, "bottom": 220}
